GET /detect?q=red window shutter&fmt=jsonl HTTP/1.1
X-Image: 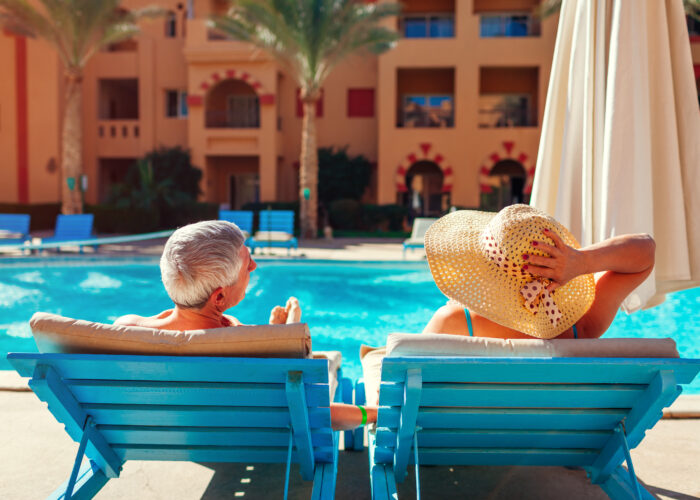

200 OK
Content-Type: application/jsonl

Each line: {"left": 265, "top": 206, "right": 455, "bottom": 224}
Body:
{"left": 347, "top": 88, "right": 375, "bottom": 117}
{"left": 296, "top": 88, "right": 324, "bottom": 117}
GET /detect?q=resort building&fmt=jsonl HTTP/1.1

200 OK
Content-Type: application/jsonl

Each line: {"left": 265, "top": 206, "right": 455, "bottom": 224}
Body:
{"left": 1, "top": 0, "right": 699, "bottom": 217}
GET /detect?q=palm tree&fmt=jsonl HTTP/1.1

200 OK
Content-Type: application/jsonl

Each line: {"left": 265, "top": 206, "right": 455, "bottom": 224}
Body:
{"left": 210, "top": 0, "right": 400, "bottom": 238}
{"left": 539, "top": 0, "right": 700, "bottom": 20}
{"left": 0, "top": 0, "right": 163, "bottom": 214}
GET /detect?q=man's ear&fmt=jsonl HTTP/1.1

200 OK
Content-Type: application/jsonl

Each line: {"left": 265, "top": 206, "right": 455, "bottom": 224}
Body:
{"left": 208, "top": 287, "right": 226, "bottom": 308}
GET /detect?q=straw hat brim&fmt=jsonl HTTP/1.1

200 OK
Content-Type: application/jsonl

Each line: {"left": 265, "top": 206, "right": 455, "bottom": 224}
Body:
{"left": 425, "top": 208, "right": 595, "bottom": 339}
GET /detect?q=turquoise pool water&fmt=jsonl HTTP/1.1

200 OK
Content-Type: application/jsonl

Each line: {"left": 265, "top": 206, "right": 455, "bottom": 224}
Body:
{"left": 1, "top": 257, "right": 698, "bottom": 393}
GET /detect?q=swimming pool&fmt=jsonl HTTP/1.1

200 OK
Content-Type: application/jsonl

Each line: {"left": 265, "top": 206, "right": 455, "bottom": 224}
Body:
{"left": 1, "top": 257, "right": 698, "bottom": 393}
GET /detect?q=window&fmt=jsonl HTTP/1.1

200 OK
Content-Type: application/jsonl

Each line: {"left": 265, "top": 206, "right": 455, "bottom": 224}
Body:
{"left": 165, "top": 90, "right": 188, "bottom": 118}
{"left": 401, "top": 14, "right": 454, "bottom": 38}
{"left": 165, "top": 12, "right": 177, "bottom": 37}
{"left": 401, "top": 94, "right": 453, "bottom": 127}
{"left": 480, "top": 13, "right": 540, "bottom": 37}
{"left": 347, "top": 88, "right": 375, "bottom": 117}
{"left": 296, "top": 89, "right": 324, "bottom": 117}
{"left": 478, "top": 94, "right": 533, "bottom": 128}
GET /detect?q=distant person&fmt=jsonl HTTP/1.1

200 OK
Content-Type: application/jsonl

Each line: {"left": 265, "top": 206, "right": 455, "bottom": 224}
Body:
{"left": 115, "top": 220, "right": 376, "bottom": 430}
{"left": 423, "top": 204, "right": 655, "bottom": 340}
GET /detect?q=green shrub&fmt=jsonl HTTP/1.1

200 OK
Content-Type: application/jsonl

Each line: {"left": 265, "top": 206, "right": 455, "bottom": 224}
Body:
{"left": 0, "top": 203, "right": 61, "bottom": 231}
{"left": 161, "top": 202, "right": 218, "bottom": 228}
{"left": 86, "top": 205, "right": 160, "bottom": 233}
{"left": 329, "top": 199, "right": 362, "bottom": 230}
{"left": 362, "top": 204, "right": 409, "bottom": 232}
{"left": 318, "top": 147, "right": 372, "bottom": 207}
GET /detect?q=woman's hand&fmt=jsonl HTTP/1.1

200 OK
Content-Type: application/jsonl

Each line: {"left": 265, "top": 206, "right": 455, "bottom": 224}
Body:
{"left": 523, "top": 229, "right": 588, "bottom": 292}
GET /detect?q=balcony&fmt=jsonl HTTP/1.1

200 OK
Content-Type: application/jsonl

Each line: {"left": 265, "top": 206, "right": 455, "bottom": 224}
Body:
{"left": 96, "top": 120, "right": 140, "bottom": 157}
{"left": 184, "top": 19, "right": 271, "bottom": 63}
{"left": 397, "top": 68, "right": 455, "bottom": 128}
{"left": 479, "top": 13, "right": 541, "bottom": 38}
{"left": 398, "top": 0, "right": 455, "bottom": 38}
{"left": 479, "top": 67, "right": 538, "bottom": 128}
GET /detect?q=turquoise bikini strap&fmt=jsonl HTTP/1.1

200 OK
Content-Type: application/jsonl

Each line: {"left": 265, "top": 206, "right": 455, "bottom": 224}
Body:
{"left": 465, "top": 309, "right": 474, "bottom": 337}
{"left": 572, "top": 324, "right": 579, "bottom": 339}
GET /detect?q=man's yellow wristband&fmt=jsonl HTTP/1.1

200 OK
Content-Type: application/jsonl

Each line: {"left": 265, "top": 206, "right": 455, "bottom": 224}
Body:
{"left": 357, "top": 405, "right": 367, "bottom": 425}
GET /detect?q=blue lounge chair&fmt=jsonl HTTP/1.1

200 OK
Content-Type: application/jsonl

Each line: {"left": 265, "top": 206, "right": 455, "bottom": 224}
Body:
{"left": 8, "top": 353, "right": 345, "bottom": 499}
{"left": 365, "top": 351, "right": 700, "bottom": 499}
{"left": 219, "top": 210, "right": 254, "bottom": 238}
{"left": 249, "top": 210, "right": 298, "bottom": 255}
{"left": 43, "top": 214, "right": 95, "bottom": 253}
{"left": 402, "top": 218, "right": 437, "bottom": 258}
{"left": 0, "top": 213, "right": 30, "bottom": 244}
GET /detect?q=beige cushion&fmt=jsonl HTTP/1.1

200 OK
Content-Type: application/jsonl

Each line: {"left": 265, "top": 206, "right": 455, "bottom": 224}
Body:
{"left": 253, "top": 231, "right": 293, "bottom": 242}
{"left": 30, "top": 312, "right": 312, "bottom": 358}
{"left": 361, "top": 334, "right": 680, "bottom": 407}
{"left": 387, "top": 333, "right": 680, "bottom": 358}
{"left": 313, "top": 350, "right": 342, "bottom": 401}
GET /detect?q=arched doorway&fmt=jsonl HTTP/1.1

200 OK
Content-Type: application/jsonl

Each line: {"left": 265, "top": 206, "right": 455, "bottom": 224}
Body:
{"left": 481, "top": 159, "right": 527, "bottom": 211}
{"left": 402, "top": 160, "right": 446, "bottom": 217}
{"left": 206, "top": 79, "right": 260, "bottom": 128}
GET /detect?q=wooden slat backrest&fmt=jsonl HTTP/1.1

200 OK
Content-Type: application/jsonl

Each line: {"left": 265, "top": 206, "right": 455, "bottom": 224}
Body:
{"left": 54, "top": 214, "right": 94, "bottom": 240}
{"left": 259, "top": 210, "right": 294, "bottom": 233}
{"left": 9, "top": 354, "right": 335, "bottom": 468}
{"left": 374, "top": 357, "right": 700, "bottom": 473}
{"left": 219, "top": 210, "right": 254, "bottom": 233}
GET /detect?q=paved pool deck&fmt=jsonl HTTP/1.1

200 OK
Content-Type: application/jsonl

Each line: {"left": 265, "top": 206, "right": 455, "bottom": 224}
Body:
{"left": 1, "top": 236, "right": 699, "bottom": 498}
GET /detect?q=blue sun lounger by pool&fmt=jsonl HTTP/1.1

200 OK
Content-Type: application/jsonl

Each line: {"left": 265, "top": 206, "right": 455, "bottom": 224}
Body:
{"left": 365, "top": 352, "right": 700, "bottom": 500}
{"left": 219, "top": 210, "right": 254, "bottom": 238}
{"left": 0, "top": 213, "right": 30, "bottom": 244}
{"left": 402, "top": 218, "right": 436, "bottom": 258}
{"left": 249, "top": 210, "right": 298, "bottom": 255}
{"left": 42, "top": 214, "right": 95, "bottom": 253}
{"left": 8, "top": 353, "right": 344, "bottom": 499}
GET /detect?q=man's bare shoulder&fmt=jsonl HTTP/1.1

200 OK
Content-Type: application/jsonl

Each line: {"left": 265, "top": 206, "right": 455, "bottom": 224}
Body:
{"left": 114, "top": 309, "right": 173, "bottom": 328}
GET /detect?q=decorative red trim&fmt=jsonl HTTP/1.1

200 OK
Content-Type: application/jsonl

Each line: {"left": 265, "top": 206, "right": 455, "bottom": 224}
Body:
{"left": 15, "top": 36, "right": 28, "bottom": 203}
{"left": 524, "top": 185, "right": 533, "bottom": 195}
{"left": 396, "top": 183, "right": 408, "bottom": 193}
{"left": 503, "top": 141, "right": 514, "bottom": 154}
{"left": 419, "top": 142, "right": 432, "bottom": 155}
{"left": 200, "top": 82, "right": 210, "bottom": 90}
{"left": 211, "top": 72, "right": 220, "bottom": 82}
{"left": 490, "top": 153, "right": 500, "bottom": 163}
{"left": 480, "top": 184, "right": 493, "bottom": 194}
{"left": 226, "top": 69, "right": 236, "bottom": 79}
{"left": 694, "top": 64, "right": 700, "bottom": 79}
{"left": 240, "top": 72, "right": 250, "bottom": 81}
{"left": 433, "top": 154, "right": 444, "bottom": 164}
{"left": 397, "top": 165, "right": 406, "bottom": 175}
{"left": 187, "top": 95, "right": 203, "bottom": 106}
{"left": 443, "top": 167, "right": 453, "bottom": 176}
{"left": 690, "top": 35, "right": 700, "bottom": 43}
{"left": 259, "top": 93, "right": 275, "bottom": 105}
{"left": 407, "top": 153, "right": 417, "bottom": 164}
{"left": 252, "top": 81, "right": 262, "bottom": 89}
{"left": 480, "top": 166, "right": 490, "bottom": 176}
{"left": 441, "top": 184, "right": 452, "bottom": 193}
{"left": 518, "top": 152, "right": 528, "bottom": 163}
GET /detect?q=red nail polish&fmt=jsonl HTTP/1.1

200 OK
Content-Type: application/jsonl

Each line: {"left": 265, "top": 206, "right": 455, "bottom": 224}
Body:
{"left": 523, "top": 254, "right": 529, "bottom": 260}
{"left": 523, "top": 265, "right": 528, "bottom": 270}
{"left": 532, "top": 241, "right": 538, "bottom": 246}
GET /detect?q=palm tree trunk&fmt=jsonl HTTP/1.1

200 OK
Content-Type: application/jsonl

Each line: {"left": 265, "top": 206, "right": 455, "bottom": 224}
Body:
{"left": 299, "top": 99, "right": 318, "bottom": 238}
{"left": 61, "top": 74, "right": 84, "bottom": 214}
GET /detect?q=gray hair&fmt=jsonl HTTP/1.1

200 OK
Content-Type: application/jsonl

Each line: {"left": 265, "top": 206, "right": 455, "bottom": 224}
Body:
{"left": 160, "top": 220, "right": 246, "bottom": 309}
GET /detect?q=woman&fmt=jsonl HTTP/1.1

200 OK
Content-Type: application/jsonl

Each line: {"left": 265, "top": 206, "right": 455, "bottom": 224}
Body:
{"left": 423, "top": 204, "right": 655, "bottom": 340}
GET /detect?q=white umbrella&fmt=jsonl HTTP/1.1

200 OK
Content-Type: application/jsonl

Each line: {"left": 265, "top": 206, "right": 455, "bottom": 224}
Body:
{"left": 531, "top": 0, "right": 700, "bottom": 312}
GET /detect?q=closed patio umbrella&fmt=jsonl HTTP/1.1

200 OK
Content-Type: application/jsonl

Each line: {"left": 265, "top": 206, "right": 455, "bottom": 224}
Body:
{"left": 531, "top": 0, "right": 700, "bottom": 312}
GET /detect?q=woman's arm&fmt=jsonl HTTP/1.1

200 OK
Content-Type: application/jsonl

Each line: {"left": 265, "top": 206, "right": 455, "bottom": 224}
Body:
{"left": 525, "top": 230, "right": 656, "bottom": 338}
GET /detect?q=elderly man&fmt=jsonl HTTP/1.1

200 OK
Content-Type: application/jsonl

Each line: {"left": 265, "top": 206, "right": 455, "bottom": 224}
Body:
{"left": 115, "top": 220, "right": 375, "bottom": 430}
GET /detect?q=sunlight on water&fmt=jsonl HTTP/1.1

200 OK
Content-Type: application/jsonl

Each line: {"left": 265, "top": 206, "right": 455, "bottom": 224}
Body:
{"left": 0, "top": 259, "right": 698, "bottom": 393}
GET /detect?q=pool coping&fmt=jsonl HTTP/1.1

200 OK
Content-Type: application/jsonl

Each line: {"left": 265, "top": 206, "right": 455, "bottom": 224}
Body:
{"left": 1, "top": 370, "right": 698, "bottom": 417}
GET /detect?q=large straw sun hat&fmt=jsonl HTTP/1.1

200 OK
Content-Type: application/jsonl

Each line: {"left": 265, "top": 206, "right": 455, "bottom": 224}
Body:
{"left": 425, "top": 204, "right": 595, "bottom": 339}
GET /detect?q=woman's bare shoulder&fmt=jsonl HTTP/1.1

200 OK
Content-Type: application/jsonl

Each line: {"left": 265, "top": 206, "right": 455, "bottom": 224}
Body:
{"left": 423, "top": 303, "right": 467, "bottom": 334}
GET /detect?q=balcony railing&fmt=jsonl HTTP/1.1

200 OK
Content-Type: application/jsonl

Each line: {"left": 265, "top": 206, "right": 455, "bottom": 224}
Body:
{"left": 480, "top": 13, "right": 541, "bottom": 37}
{"left": 399, "top": 95, "right": 454, "bottom": 128}
{"left": 478, "top": 94, "right": 534, "bottom": 128}
{"left": 400, "top": 14, "right": 455, "bottom": 38}
{"left": 206, "top": 109, "right": 260, "bottom": 129}
{"left": 98, "top": 121, "right": 140, "bottom": 139}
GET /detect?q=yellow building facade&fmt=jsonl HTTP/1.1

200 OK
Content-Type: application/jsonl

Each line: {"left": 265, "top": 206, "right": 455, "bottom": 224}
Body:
{"left": 2, "top": 0, "right": 699, "bottom": 217}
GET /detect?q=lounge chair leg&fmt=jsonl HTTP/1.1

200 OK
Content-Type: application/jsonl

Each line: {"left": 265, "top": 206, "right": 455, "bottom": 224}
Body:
{"left": 65, "top": 420, "right": 91, "bottom": 499}
{"left": 353, "top": 380, "right": 366, "bottom": 451}
{"left": 312, "top": 431, "right": 339, "bottom": 500}
{"left": 370, "top": 463, "right": 398, "bottom": 500}
{"left": 413, "top": 430, "right": 421, "bottom": 500}
{"left": 48, "top": 460, "right": 109, "bottom": 500}
{"left": 340, "top": 377, "right": 355, "bottom": 449}
{"left": 283, "top": 429, "right": 293, "bottom": 500}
